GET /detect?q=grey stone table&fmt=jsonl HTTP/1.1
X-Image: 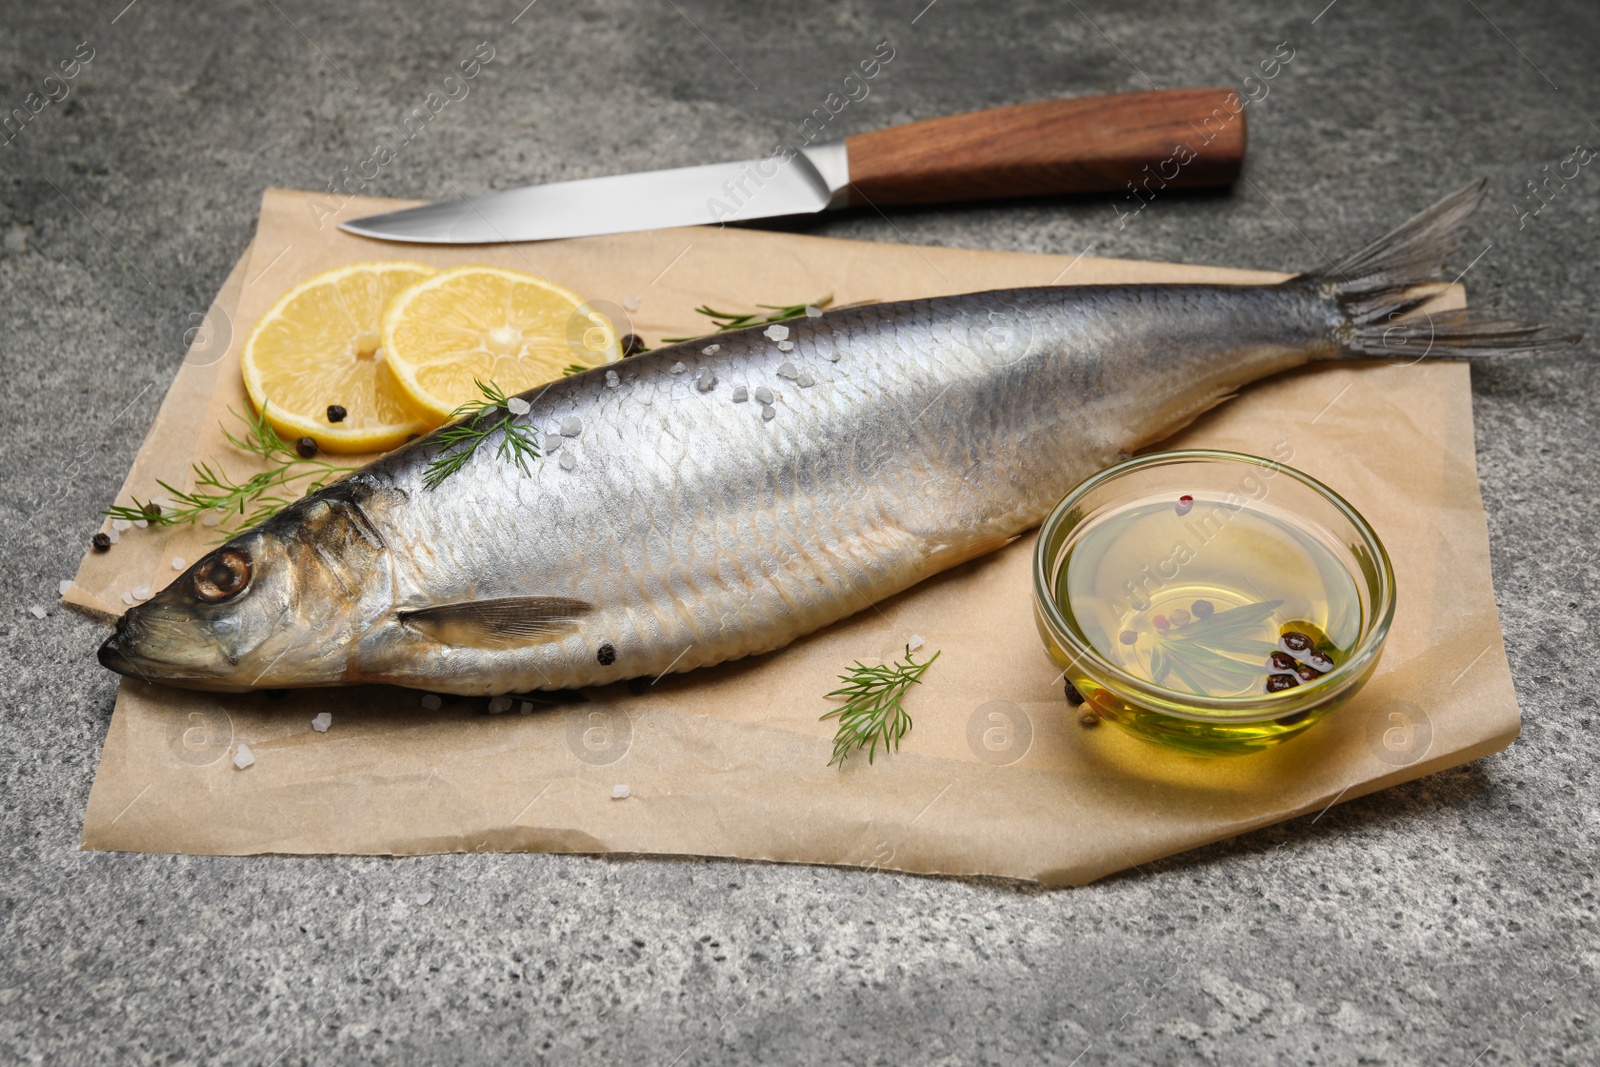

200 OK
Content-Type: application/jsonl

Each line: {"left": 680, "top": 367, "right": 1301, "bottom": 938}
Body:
{"left": 2, "top": 1, "right": 1595, "bottom": 1062}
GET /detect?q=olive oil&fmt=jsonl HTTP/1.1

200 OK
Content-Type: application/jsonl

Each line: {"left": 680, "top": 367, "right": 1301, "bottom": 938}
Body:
{"left": 1058, "top": 493, "right": 1362, "bottom": 699}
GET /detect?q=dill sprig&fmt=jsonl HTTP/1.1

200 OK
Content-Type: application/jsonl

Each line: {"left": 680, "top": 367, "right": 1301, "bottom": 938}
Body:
{"left": 561, "top": 363, "right": 589, "bottom": 376}
{"left": 101, "top": 405, "right": 355, "bottom": 537}
{"left": 821, "top": 645, "right": 940, "bottom": 766}
{"left": 422, "top": 379, "right": 541, "bottom": 491}
{"left": 661, "top": 294, "right": 832, "bottom": 344}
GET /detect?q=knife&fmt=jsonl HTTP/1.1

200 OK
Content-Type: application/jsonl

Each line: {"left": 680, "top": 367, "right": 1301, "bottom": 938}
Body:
{"left": 340, "top": 87, "right": 1246, "bottom": 245}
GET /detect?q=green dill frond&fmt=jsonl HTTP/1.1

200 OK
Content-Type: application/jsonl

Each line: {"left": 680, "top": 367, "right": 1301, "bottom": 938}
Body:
{"left": 101, "top": 405, "right": 356, "bottom": 539}
{"left": 421, "top": 379, "right": 542, "bottom": 491}
{"left": 661, "top": 294, "right": 832, "bottom": 344}
{"left": 821, "top": 645, "right": 940, "bottom": 766}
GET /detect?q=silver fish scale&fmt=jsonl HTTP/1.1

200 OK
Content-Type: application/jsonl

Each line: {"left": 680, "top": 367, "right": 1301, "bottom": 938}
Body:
{"left": 359, "top": 284, "right": 1329, "bottom": 691}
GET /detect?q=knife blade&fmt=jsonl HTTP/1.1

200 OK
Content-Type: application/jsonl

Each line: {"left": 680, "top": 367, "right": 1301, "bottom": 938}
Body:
{"left": 341, "top": 87, "right": 1247, "bottom": 245}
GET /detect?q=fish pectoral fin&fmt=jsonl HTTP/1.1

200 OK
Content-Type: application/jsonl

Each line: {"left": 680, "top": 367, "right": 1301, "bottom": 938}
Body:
{"left": 922, "top": 532, "right": 1019, "bottom": 575}
{"left": 398, "top": 596, "right": 593, "bottom": 649}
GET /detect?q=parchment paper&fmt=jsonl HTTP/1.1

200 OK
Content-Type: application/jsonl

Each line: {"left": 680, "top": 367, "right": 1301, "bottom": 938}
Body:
{"left": 70, "top": 189, "right": 1519, "bottom": 884}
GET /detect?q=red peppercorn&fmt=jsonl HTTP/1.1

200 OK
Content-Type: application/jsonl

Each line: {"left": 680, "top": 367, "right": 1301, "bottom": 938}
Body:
{"left": 1175, "top": 494, "right": 1194, "bottom": 516}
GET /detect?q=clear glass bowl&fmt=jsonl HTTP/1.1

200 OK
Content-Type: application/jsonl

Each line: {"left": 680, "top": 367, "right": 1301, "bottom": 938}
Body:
{"left": 1032, "top": 450, "right": 1396, "bottom": 755}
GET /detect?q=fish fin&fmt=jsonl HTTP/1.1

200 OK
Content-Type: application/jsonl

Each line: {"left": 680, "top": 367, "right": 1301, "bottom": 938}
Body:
{"left": 399, "top": 596, "right": 593, "bottom": 649}
{"left": 1296, "top": 180, "right": 1581, "bottom": 359}
{"left": 924, "top": 532, "right": 1018, "bottom": 574}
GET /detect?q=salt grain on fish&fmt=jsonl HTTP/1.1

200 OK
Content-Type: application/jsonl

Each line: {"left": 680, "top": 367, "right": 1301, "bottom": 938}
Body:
{"left": 507, "top": 397, "right": 531, "bottom": 415}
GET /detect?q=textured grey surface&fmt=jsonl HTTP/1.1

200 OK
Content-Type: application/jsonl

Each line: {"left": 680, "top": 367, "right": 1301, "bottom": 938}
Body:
{"left": 2, "top": 0, "right": 1597, "bottom": 1063}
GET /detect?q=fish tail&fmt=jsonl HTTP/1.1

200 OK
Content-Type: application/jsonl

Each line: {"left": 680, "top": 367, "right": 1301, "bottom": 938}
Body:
{"left": 1300, "top": 180, "right": 1582, "bottom": 359}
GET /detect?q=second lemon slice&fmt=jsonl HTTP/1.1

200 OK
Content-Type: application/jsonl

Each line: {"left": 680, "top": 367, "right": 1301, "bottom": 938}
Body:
{"left": 382, "top": 266, "right": 620, "bottom": 420}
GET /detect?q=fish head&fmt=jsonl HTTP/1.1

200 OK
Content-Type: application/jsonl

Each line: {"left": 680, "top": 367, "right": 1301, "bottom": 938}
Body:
{"left": 97, "top": 493, "right": 393, "bottom": 691}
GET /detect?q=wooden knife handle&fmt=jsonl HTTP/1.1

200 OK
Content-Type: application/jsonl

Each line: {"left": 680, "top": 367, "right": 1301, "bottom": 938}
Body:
{"left": 843, "top": 88, "right": 1246, "bottom": 207}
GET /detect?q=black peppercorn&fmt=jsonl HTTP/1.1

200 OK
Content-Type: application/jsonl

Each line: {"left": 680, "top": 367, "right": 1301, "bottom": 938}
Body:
{"left": 596, "top": 642, "right": 616, "bottom": 666}
{"left": 1265, "top": 674, "right": 1300, "bottom": 693}
{"left": 326, "top": 404, "right": 347, "bottom": 423}
{"left": 621, "top": 333, "right": 646, "bottom": 357}
{"left": 295, "top": 436, "right": 317, "bottom": 458}
{"left": 92, "top": 532, "right": 112, "bottom": 552}
{"left": 1064, "top": 680, "right": 1085, "bottom": 706}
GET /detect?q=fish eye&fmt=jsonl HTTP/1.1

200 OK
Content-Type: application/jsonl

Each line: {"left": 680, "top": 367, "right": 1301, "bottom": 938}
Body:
{"left": 192, "top": 548, "right": 252, "bottom": 602}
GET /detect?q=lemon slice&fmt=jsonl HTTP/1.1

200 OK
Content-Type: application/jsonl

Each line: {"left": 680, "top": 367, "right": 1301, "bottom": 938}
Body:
{"left": 242, "top": 261, "right": 439, "bottom": 453}
{"left": 381, "top": 265, "right": 620, "bottom": 421}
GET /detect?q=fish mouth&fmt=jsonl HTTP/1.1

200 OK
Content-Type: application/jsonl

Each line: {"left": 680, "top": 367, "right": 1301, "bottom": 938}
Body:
{"left": 97, "top": 631, "right": 140, "bottom": 677}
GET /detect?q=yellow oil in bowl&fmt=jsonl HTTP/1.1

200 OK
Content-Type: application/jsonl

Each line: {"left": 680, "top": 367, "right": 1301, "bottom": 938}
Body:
{"left": 1033, "top": 450, "right": 1395, "bottom": 754}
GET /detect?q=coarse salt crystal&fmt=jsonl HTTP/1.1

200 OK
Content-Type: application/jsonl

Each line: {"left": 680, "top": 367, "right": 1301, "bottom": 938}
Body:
{"left": 414, "top": 891, "right": 433, "bottom": 906}
{"left": 776, "top": 362, "right": 798, "bottom": 380}
{"left": 797, "top": 370, "right": 816, "bottom": 388}
{"left": 112, "top": 519, "right": 131, "bottom": 532}
{"left": 560, "top": 451, "right": 577, "bottom": 471}
{"left": 731, "top": 385, "right": 748, "bottom": 403}
{"left": 311, "top": 712, "right": 332, "bottom": 733}
{"left": 605, "top": 369, "right": 620, "bottom": 388}
{"left": 611, "top": 784, "right": 630, "bottom": 799}
{"left": 133, "top": 585, "right": 151, "bottom": 600}
{"left": 171, "top": 557, "right": 186, "bottom": 571}
{"left": 763, "top": 324, "right": 789, "bottom": 342}
{"left": 121, "top": 591, "right": 134, "bottom": 605}
{"left": 232, "top": 744, "right": 255, "bottom": 770}
{"left": 133, "top": 519, "right": 148, "bottom": 530}
{"left": 804, "top": 305, "right": 823, "bottom": 318}
{"left": 542, "top": 433, "right": 563, "bottom": 452}
{"left": 58, "top": 579, "right": 73, "bottom": 596}
{"left": 106, "top": 529, "right": 120, "bottom": 543}
{"left": 907, "top": 634, "right": 925, "bottom": 652}
{"left": 622, "top": 294, "right": 641, "bottom": 311}
{"left": 670, "top": 361, "right": 687, "bottom": 374}
{"left": 702, "top": 344, "right": 721, "bottom": 355}
{"left": 507, "top": 397, "right": 531, "bottom": 415}
{"left": 560, "top": 416, "right": 582, "bottom": 436}
{"left": 488, "top": 696, "right": 513, "bottom": 714}
{"left": 761, "top": 405, "right": 776, "bottom": 421}
{"left": 421, "top": 694, "right": 442, "bottom": 710}
{"left": 777, "top": 340, "right": 794, "bottom": 352}
{"left": 201, "top": 514, "right": 220, "bottom": 527}
{"left": 754, "top": 386, "right": 774, "bottom": 405}
{"left": 696, "top": 370, "right": 717, "bottom": 392}
{"left": 824, "top": 349, "right": 841, "bottom": 362}
{"left": 28, "top": 605, "right": 46, "bottom": 620}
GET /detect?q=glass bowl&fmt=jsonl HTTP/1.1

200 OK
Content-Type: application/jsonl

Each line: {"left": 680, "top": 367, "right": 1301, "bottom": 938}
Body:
{"left": 1032, "top": 450, "right": 1396, "bottom": 755}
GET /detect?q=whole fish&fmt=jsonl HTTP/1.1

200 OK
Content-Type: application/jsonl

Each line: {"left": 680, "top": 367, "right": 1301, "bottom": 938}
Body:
{"left": 99, "top": 183, "right": 1575, "bottom": 693}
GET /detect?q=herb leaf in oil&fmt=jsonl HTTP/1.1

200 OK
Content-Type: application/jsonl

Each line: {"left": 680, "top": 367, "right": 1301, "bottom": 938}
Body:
{"left": 1148, "top": 600, "right": 1283, "bottom": 695}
